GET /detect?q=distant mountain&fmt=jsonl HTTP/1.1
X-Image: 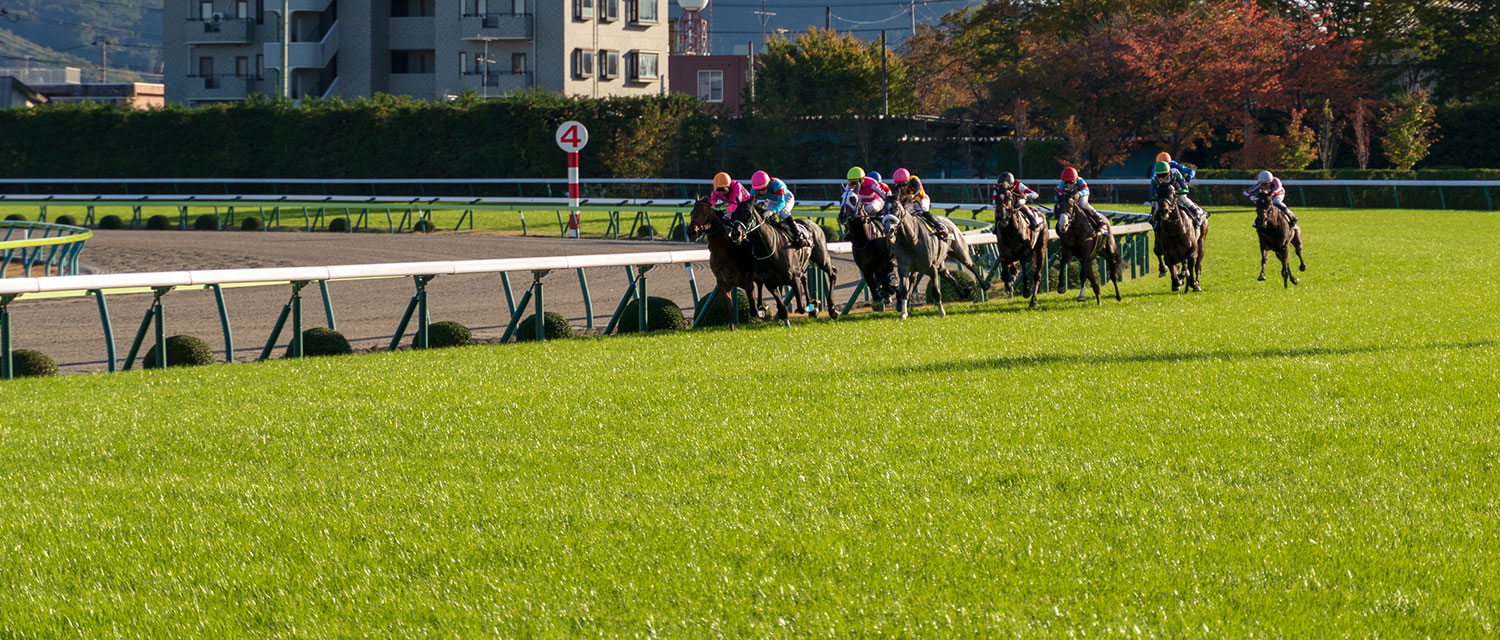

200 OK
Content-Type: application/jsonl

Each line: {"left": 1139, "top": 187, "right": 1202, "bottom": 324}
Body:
{"left": 668, "top": 0, "right": 981, "bottom": 55}
{"left": 0, "top": 0, "right": 163, "bottom": 82}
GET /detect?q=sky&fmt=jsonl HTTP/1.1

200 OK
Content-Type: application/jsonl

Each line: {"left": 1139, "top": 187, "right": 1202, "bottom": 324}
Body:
{"left": 666, "top": 0, "right": 985, "bottom": 55}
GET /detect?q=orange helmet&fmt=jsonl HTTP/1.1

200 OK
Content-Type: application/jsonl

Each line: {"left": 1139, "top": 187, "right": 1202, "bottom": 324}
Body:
{"left": 712, "top": 172, "right": 733, "bottom": 189}
{"left": 1156, "top": 151, "right": 1172, "bottom": 164}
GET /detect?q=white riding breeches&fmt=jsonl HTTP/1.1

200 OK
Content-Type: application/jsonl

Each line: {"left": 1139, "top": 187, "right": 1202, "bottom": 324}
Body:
{"left": 769, "top": 196, "right": 796, "bottom": 221}
{"left": 861, "top": 197, "right": 885, "bottom": 216}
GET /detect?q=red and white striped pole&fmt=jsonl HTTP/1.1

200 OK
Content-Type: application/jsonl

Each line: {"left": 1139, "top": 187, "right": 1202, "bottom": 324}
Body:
{"left": 555, "top": 121, "right": 589, "bottom": 239}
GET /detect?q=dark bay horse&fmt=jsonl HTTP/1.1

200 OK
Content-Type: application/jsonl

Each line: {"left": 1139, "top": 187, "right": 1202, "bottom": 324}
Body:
{"left": 838, "top": 190, "right": 897, "bottom": 311}
{"left": 1152, "top": 183, "right": 1207, "bottom": 293}
{"left": 993, "top": 191, "right": 1049, "bottom": 308}
{"left": 725, "top": 202, "right": 839, "bottom": 326}
{"left": 883, "top": 198, "right": 990, "bottom": 319}
{"left": 689, "top": 196, "right": 763, "bottom": 329}
{"left": 1254, "top": 190, "right": 1306, "bottom": 287}
{"left": 1055, "top": 192, "right": 1123, "bottom": 304}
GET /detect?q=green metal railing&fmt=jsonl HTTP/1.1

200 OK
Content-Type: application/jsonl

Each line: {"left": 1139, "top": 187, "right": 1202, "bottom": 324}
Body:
{"left": 1, "top": 220, "right": 91, "bottom": 278}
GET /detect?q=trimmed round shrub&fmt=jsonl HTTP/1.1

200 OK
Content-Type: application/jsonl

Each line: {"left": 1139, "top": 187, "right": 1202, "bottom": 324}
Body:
{"left": 666, "top": 222, "right": 698, "bottom": 242}
{"left": 11, "top": 349, "right": 58, "bottom": 378}
{"left": 514, "top": 311, "right": 573, "bottom": 342}
{"left": 143, "top": 335, "right": 216, "bottom": 369}
{"left": 327, "top": 216, "right": 350, "bottom": 233}
{"left": 1048, "top": 260, "right": 1085, "bottom": 291}
{"left": 240, "top": 216, "right": 263, "bottom": 231}
{"left": 287, "top": 327, "right": 352, "bottom": 357}
{"left": 634, "top": 224, "right": 657, "bottom": 239}
{"left": 821, "top": 222, "right": 842, "bottom": 242}
{"left": 193, "top": 214, "right": 220, "bottom": 230}
{"left": 616, "top": 296, "right": 687, "bottom": 334}
{"left": 146, "top": 214, "right": 173, "bottom": 230}
{"left": 4, "top": 214, "right": 25, "bottom": 221}
{"left": 52, "top": 214, "right": 78, "bottom": 226}
{"left": 415, "top": 320, "right": 474, "bottom": 348}
{"left": 412, "top": 219, "right": 434, "bottom": 233}
{"left": 98, "top": 214, "right": 124, "bottom": 230}
{"left": 924, "top": 269, "right": 978, "bottom": 304}
{"left": 693, "top": 288, "right": 759, "bottom": 328}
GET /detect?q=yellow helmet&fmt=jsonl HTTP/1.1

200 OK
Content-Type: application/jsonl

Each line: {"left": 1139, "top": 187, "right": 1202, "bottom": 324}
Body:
{"left": 712, "top": 172, "right": 733, "bottom": 189}
{"left": 846, "top": 166, "right": 866, "bottom": 182}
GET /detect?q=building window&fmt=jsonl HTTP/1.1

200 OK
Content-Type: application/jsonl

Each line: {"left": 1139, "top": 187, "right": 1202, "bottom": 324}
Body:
{"left": 697, "top": 69, "right": 723, "bottom": 102}
{"left": 391, "top": 50, "right": 436, "bottom": 74}
{"left": 573, "top": 0, "right": 593, "bottom": 20}
{"left": 199, "top": 56, "right": 214, "bottom": 77}
{"left": 236, "top": 0, "right": 249, "bottom": 19}
{"left": 199, "top": 1, "right": 214, "bottom": 20}
{"left": 599, "top": 50, "right": 619, "bottom": 79}
{"left": 235, "top": 56, "right": 249, "bottom": 77}
{"left": 629, "top": 0, "right": 657, "bottom": 23}
{"left": 601, "top": 0, "right": 618, "bottom": 21}
{"left": 256, "top": 54, "right": 264, "bottom": 79}
{"left": 627, "top": 51, "right": 658, "bottom": 82}
{"left": 572, "top": 49, "right": 594, "bottom": 78}
{"left": 512, "top": 52, "right": 528, "bottom": 75}
{"left": 256, "top": 0, "right": 263, "bottom": 24}
{"left": 392, "top": 0, "right": 435, "bottom": 17}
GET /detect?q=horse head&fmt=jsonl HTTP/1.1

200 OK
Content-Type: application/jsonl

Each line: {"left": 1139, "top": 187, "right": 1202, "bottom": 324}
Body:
{"left": 723, "top": 198, "right": 766, "bottom": 245}
{"left": 881, "top": 199, "right": 905, "bottom": 237}
{"left": 687, "top": 195, "right": 724, "bottom": 236}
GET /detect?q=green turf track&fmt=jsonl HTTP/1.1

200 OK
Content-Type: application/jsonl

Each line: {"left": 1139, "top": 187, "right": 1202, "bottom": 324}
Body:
{"left": 3, "top": 208, "right": 1499, "bottom": 637}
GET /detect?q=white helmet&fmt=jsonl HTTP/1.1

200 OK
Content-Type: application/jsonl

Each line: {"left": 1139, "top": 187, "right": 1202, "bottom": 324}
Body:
{"left": 1258, "top": 170, "right": 1274, "bottom": 184}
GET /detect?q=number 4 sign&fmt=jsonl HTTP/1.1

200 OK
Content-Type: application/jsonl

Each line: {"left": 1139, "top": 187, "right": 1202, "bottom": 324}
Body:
{"left": 556, "top": 121, "right": 589, "bottom": 237}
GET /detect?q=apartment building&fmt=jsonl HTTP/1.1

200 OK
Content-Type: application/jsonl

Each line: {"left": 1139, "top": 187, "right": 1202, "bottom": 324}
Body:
{"left": 163, "top": 0, "right": 668, "bottom": 105}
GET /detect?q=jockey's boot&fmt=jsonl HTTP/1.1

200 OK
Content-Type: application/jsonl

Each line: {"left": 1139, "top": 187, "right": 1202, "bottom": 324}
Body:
{"left": 1252, "top": 212, "right": 1264, "bottom": 229}
{"left": 1284, "top": 209, "right": 1300, "bottom": 228}
{"left": 920, "top": 212, "right": 948, "bottom": 239}
{"left": 782, "top": 219, "right": 809, "bottom": 248}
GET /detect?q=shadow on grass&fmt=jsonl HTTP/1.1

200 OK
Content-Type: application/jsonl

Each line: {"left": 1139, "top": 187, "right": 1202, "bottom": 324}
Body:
{"left": 883, "top": 339, "right": 1497, "bottom": 375}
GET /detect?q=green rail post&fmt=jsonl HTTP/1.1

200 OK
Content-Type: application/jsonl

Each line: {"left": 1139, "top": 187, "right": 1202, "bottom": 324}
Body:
{"left": 1346, "top": 185, "right": 1354, "bottom": 208}
{"left": 841, "top": 279, "right": 869, "bottom": 317}
{"left": 501, "top": 272, "right": 516, "bottom": 317}
{"left": 211, "top": 284, "right": 233, "bottom": 363}
{"left": 90, "top": 289, "right": 116, "bottom": 373}
{"left": 604, "top": 267, "right": 639, "bottom": 335}
{"left": 290, "top": 283, "right": 304, "bottom": 358}
{"left": 685, "top": 263, "right": 701, "bottom": 306}
{"left": 416, "top": 276, "right": 432, "bottom": 349}
{"left": 1486, "top": 187, "right": 1494, "bottom": 211}
{"left": 1393, "top": 185, "right": 1401, "bottom": 208}
{"left": 499, "top": 287, "right": 534, "bottom": 343}
{"left": 1438, "top": 186, "right": 1447, "bottom": 210}
{"left": 637, "top": 269, "right": 648, "bottom": 331}
{"left": 318, "top": 280, "right": 336, "bottom": 331}
{"left": 151, "top": 291, "right": 166, "bottom": 369}
{"left": 0, "top": 295, "right": 13, "bottom": 380}
{"left": 692, "top": 286, "right": 721, "bottom": 329}
{"left": 178, "top": 205, "right": 188, "bottom": 230}
{"left": 577, "top": 268, "right": 594, "bottom": 330}
{"left": 533, "top": 270, "right": 548, "bottom": 342}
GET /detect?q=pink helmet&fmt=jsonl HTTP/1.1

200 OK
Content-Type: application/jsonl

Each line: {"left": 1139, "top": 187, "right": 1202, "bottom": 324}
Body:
{"left": 750, "top": 170, "right": 771, "bottom": 190}
{"left": 892, "top": 168, "right": 911, "bottom": 183}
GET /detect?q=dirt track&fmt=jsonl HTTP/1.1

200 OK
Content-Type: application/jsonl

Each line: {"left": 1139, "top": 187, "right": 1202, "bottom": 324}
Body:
{"left": 10, "top": 230, "right": 865, "bottom": 373}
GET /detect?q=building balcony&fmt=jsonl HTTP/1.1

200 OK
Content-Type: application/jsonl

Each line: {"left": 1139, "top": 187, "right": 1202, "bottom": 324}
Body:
{"left": 183, "top": 75, "right": 258, "bottom": 101}
{"left": 263, "top": 20, "right": 339, "bottom": 71}
{"left": 460, "top": 71, "right": 533, "bottom": 95}
{"left": 460, "top": 13, "right": 533, "bottom": 40}
{"left": 183, "top": 18, "right": 255, "bottom": 45}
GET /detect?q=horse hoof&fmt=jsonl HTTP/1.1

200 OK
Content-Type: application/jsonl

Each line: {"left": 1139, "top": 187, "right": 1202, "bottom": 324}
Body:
{"left": 1171, "top": 282, "right": 1181, "bottom": 292}
{"left": 1291, "top": 277, "right": 1300, "bottom": 286}
{"left": 1299, "top": 264, "right": 1307, "bottom": 272}
{"left": 828, "top": 309, "right": 841, "bottom": 319}
{"left": 1076, "top": 295, "right": 1086, "bottom": 303}
{"left": 1258, "top": 274, "right": 1266, "bottom": 281}
{"left": 980, "top": 280, "right": 992, "bottom": 291}
{"left": 1192, "top": 284, "right": 1202, "bottom": 292}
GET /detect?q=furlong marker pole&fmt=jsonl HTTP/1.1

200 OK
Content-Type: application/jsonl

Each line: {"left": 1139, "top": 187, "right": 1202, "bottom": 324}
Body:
{"left": 568, "top": 151, "right": 580, "bottom": 238}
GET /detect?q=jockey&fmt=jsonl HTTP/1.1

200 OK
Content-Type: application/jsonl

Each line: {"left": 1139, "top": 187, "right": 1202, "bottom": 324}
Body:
{"left": 844, "top": 166, "right": 886, "bottom": 217}
{"left": 892, "top": 168, "right": 948, "bottom": 239}
{"left": 868, "top": 171, "right": 895, "bottom": 199}
{"left": 1148, "top": 160, "right": 1205, "bottom": 228}
{"left": 1149, "top": 152, "right": 1206, "bottom": 222}
{"left": 991, "top": 172, "right": 1044, "bottom": 231}
{"left": 710, "top": 172, "right": 752, "bottom": 220}
{"left": 750, "top": 170, "right": 808, "bottom": 248}
{"left": 1245, "top": 170, "right": 1299, "bottom": 229}
{"left": 1055, "top": 167, "right": 1112, "bottom": 234}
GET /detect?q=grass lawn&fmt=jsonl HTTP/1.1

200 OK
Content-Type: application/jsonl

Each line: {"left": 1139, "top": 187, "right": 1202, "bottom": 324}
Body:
{"left": 2, "top": 207, "right": 1498, "bottom": 636}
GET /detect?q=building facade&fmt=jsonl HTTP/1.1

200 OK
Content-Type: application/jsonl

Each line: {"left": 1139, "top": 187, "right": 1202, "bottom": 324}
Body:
{"left": 163, "top": 0, "right": 669, "bottom": 105}
{"left": 667, "top": 53, "right": 747, "bottom": 114}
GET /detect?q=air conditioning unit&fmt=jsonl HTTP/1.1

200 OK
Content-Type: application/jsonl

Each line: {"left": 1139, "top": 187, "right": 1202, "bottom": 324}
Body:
{"left": 212, "top": 12, "right": 224, "bottom": 22}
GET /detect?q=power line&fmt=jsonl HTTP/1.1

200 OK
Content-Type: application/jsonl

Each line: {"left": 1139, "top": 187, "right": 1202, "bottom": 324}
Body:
{"left": 0, "top": 7, "right": 163, "bottom": 40}
{"left": 710, "top": 0, "right": 972, "bottom": 7}
{"left": 69, "top": 0, "right": 163, "bottom": 11}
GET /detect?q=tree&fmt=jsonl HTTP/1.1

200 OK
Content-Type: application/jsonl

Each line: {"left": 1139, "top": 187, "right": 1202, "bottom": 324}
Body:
{"left": 1317, "top": 99, "right": 1340, "bottom": 170}
{"left": 1279, "top": 108, "right": 1318, "bottom": 170}
{"left": 1353, "top": 98, "right": 1371, "bottom": 170}
{"left": 754, "top": 28, "right": 915, "bottom": 117}
{"left": 1382, "top": 90, "right": 1438, "bottom": 170}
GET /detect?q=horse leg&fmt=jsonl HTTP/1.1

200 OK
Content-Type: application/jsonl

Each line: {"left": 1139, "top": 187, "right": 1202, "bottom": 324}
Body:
{"left": 1056, "top": 248, "right": 1071, "bottom": 295}
{"left": 953, "top": 242, "right": 990, "bottom": 292}
{"left": 1293, "top": 229, "right": 1306, "bottom": 272}
{"left": 1029, "top": 252, "right": 1043, "bottom": 308}
{"left": 724, "top": 284, "right": 741, "bottom": 330}
{"left": 1086, "top": 260, "right": 1102, "bottom": 305}
{"left": 1170, "top": 260, "right": 1182, "bottom": 292}
{"left": 1109, "top": 249, "right": 1124, "bottom": 301}
{"left": 822, "top": 262, "right": 840, "bottom": 319}
{"left": 896, "top": 264, "right": 911, "bottom": 320}
{"left": 1259, "top": 248, "right": 1269, "bottom": 281}
{"left": 1076, "top": 261, "right": 1088, "bottom": 303}
{"left": 936, "top": 267, "right": 966, "bottom": 317}
{"left": 771, "top": 285, "right": 791, "bottom": 327}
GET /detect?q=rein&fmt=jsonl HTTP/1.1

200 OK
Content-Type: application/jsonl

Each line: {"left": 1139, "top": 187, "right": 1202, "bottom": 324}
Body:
{"left": 732, "top": 216, "right": 779, "bottom": 261}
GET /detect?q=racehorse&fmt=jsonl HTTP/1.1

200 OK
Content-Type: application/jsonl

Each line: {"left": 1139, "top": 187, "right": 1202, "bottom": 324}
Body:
{"left": 1054, "top": 191, "right": 1123, "bottom": 304}
{"left": 725, "top": 201, "right": 840, "bottom": 326}
{"left": 883, "top": 196, "right": 990, "bottom": 319}
{"left": 1152, "top": 183, "right": 1207, "bottom": 293}
{"left": 992, "top": 191, "right": 1049, "bottom": 308}
{"left": 688, "top": 196, "right": 763, "bottom": 329}
{"left": 838, "top": 190, "right": 897, "bottom": 310}
{"left": 1254, "top": 189, "right": 1306, "bottom": 287}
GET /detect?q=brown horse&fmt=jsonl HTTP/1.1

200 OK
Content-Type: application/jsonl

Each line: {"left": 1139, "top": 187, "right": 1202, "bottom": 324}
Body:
{"left": 838, "top": 190, "right": 897, "bottom": 310}
{"left": 993, "top": 191, "right": 1049, "bottom": 308}
{"left": 1254, "top": 190, "right": 1306, "bottom": 287}
{"left": 1152, "top": 183, "right": 1207, "bottom": 293}
{"left": 725, "top": 201, "right": 840, "bottom": 326}
{"left": 1054, "top": 192, "right": 1123, "bottom": 304}
{"left": 688, "top": 196, "right": 762, "bottom": 328}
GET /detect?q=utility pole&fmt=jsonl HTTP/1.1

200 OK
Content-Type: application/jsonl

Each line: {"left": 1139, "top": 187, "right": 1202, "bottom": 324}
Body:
{"left": 910, "top": 0, "right": 917, "bottom": 38}
{"left": 880, "top": 30, "right": 888, "bottom": 117}
{"left": 825, "top": 6, "right": 831, "bottom": 30}
{"left": 92, "top": 39, "right": 115, "bottom": 82}
{"left": 747, "top": 40, "right": 756, "bottom": 107}
{"left": 281, "top": 0, "right": 290, "bottom": 98}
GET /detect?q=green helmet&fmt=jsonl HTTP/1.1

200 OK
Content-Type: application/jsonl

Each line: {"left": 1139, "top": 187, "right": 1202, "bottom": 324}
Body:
{"left": 1153, "top": 161, "right": 1171, "bottom": 175}
{"left": 846, "top": 166, "right": 866, "bottom": 182}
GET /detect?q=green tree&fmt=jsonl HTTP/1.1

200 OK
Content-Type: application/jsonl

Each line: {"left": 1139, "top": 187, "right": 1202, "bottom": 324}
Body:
{"left": 1278, "top": 108, "right": 1318, "bottom": 170}
{"left": 753, "top": 28, "right": 915, "bottom": 117}
{"left": 1382, "top": 90, "right": 1438, "bottom": 170}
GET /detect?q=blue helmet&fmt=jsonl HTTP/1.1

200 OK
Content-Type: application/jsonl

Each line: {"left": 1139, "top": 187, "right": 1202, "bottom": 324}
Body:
{"left": 869, "top": 171, "right": 883, "bottom": 182}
